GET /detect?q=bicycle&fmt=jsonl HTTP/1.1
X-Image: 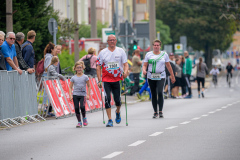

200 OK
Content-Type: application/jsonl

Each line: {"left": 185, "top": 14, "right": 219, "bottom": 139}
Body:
{"left": 226, "top": 72, "right": 232, "bottom": 88}
{"left": 212, "top": 75, "right": 217, "bottom": 88}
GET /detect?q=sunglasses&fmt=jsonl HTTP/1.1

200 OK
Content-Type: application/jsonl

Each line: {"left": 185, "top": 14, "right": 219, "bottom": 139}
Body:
{"left": 9, "top": 38, "right": 15, "bottom": 40}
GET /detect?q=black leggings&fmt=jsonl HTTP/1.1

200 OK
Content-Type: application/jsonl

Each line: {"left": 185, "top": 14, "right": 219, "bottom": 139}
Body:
{"left": 196, "top": 77, "right": 205, "bottom": 91}
{"left": 103, "top": 81, "right": 121, "bottom": 109}
{"left": 73, "top": 95, "right": 86, "bottom": 122}
{"left": 148, "top": 78, "right": 165, "bottom": 113}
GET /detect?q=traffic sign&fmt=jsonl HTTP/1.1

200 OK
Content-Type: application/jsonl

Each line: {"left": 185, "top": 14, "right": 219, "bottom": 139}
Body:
{"left": 174, "top": 44, "right": 183, "bottom": 54}
{"left": 48, "top": 18, "right": 58, "bottom": 36}
{"left": 102, "top": 28, "right": 115, "bottom": 43}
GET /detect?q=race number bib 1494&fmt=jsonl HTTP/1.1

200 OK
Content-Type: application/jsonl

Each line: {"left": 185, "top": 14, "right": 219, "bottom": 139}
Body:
{"left": 108, "top": 62, "right": 119, "bottom": 69}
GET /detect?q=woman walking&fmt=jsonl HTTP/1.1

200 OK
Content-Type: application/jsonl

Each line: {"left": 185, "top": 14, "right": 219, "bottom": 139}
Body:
{"left": 142, "top": 40, "right": 175, "bottom": 118}
{"left": 196, "top": 57, "right": 208, "bottom": 98}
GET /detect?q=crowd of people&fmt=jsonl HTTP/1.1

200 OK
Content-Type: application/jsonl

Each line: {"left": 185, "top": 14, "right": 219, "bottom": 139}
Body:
{"left": 1, "top": 31, "right": 235, "bottom": 127}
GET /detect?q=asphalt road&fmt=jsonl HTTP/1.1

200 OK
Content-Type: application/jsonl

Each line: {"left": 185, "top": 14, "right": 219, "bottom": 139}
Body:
{"left": 0, "top": 71, "right": 240, "bottom": 160}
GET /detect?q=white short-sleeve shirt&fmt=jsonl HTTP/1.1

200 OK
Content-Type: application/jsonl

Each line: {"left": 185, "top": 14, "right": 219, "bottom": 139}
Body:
{"left": 143, "top": 51, "right": 169, "bottom": 79}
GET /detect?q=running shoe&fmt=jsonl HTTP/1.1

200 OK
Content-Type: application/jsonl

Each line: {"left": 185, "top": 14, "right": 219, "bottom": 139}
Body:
{"left": 198, "top": 94, "right": 200, "bottom": 98}
{"left": 76, "top": 122, "right": 82, "bottom": 128}
{"left": 201, "top": 92, "right": 204, "bottom": 98}
{"left": 184, "top": 95, "right": 192, "bottom": 99}
{"left": 153, "top": 113, "right": 158, "bottom": 118}
{"left": 115, "top": 111, "right": 121, "bottom": 124}
{"left": 136, "top": 93, "right": 141, "bottom": 99}
{"left": 106, "top": 119, "right": 113, "bottom": 127}
{"left": 83, "top": 117, "right": 88, "bottom": 126}
{"left": 159, "top": 112, "right": 164, "bottom": 118}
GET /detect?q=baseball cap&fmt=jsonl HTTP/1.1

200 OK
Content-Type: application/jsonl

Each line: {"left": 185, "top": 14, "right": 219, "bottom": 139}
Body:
{"left": 169, "top": 53, "right": 174, "bottom": 56}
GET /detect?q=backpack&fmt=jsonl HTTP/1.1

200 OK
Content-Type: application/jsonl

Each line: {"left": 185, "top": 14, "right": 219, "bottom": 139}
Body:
{"left": 83, "top": 55, "right": 93, "bottom": 72}
{"left": 36, "top": 58, "right": 44, "bottom": 75}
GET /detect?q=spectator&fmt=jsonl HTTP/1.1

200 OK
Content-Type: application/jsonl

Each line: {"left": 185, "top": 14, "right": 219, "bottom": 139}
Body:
{"left": 1, "top": 32, "right": 22, "bottom": 74}
{"left": 15, "top": 32, "right": 34, "bottom": 74}
{"left": 169, "top": 52, "right": 176, "bottom": 64}
{"left": 172, "top": 58, "right": 182, "bottom": 98}
{"left": 164, "top": 53, "right": 177, "bottom": 98}
{"left": 79, "top": 47, "right": 97, "bottom": 77}
{"left": 0, "top": 31, "right": 5, "bottom": 37}
{"left": 183, "top": 51, "right": 193, "bottom": 98}
{"left": 179, "top": 55, "right": 187, "bottom": 97}
{"left": 130, "top": 49, "right": 142, "bottom": 95}
{"left": 42, "top": 42, "right": 56, "bottom": 112}
{"left": 45, "top": 56, "right": 65, "bottom": 117}
{"left": 0, "top": 34, "right": 7, "bottom": 70}
{"left": 22, "top": 30, "right": 36, "bottom": 68}
{"left": 54, "top": 45, "right": 62, "bottom": 74}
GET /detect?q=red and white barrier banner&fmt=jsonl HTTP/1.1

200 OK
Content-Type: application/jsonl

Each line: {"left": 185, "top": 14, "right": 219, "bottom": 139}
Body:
{"left": 45, "top": 80, "right": 64, "bottom": 117}
{"left": 89, "top": 78, "right": 101, "bottom": 109}
{"left": 86, "top": 86, "right": 94, "bottom": 111}
{"left": 53, "top": 80, "right": 70, "bottom": 115}
{"left": 59, "top": 80, "right": 75, "bottom": 114}
{"left": 92, "top": 78, "right": 105, "bottom": 107}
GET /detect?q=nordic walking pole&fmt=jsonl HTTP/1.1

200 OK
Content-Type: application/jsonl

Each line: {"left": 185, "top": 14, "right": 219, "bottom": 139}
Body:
{"left": 100, "top": 86, "right": 105, "bottom": 124}
{"left": 124, "top": 79, "right": 128, "bottom": 126}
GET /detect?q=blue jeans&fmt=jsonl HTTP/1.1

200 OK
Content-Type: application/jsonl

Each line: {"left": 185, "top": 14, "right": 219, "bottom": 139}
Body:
{"left": 139, "top": 78, "right": 151, "bottom": 99}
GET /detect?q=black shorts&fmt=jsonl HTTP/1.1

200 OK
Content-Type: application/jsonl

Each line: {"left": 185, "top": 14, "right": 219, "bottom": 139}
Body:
{"left": 103, "top": 81, "right": 121, "bottom": 109}
{"left": 175, "top": 77, "right": 181, "bottom": 86}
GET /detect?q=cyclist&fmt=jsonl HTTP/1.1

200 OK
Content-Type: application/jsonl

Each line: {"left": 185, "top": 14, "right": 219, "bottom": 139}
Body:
{"left": 226, "top": 62, "right": 234, "bottom": 83}
{"left": 210, "top": 65, "right": 220, "bottom": 86}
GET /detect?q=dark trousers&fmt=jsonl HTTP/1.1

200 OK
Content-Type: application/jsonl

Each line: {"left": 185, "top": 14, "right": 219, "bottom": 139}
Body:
{"left": 196, "top": 77, "right": 205, "bottom": 91}
{"left": 73, "top": 95, "right": 86, "bottom": 122}
{"left": 148, "top": 78, "right": 165, "bottom": 113}
{"left": 130, "top": 73, "right": 140, "bottom": 95}
{"left": 103, "top": 81, "right": 121, "bottom": 109}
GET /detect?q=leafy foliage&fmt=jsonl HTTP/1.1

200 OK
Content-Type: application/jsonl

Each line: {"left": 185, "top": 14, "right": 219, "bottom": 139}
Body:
{"left": 0, "top": 0, "right": 60, "bottom": 62}
{"left": 156, "top": 0, "right": 239, "bottom": 67}
{"left": 78, "top": 21, "right": 108, "bottom": 38}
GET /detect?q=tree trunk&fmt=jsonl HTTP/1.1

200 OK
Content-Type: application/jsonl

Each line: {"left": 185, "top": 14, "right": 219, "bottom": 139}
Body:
{"left": 204, "top": 43, "right": 212, "bottom": 70}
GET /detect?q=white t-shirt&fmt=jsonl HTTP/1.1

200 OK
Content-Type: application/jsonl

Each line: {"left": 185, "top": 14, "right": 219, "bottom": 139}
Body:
{"left": 144, "top": 51, "right": 169, "bottom": 79}
{"left": 97, "top": 47, "right": 127, "bottom": 82}
{"left": 210, "top": 68, "right": 220, "bottom": 75}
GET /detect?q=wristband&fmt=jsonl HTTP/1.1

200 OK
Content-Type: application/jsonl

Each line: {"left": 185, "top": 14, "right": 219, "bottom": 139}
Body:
{"left": 98, "top": 81, "right": 102, "bottom": 84}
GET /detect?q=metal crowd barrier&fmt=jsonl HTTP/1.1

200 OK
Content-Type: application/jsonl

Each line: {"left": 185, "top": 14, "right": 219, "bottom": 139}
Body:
{"left": 0, "top": 70, "right": 45, "bottom": 128}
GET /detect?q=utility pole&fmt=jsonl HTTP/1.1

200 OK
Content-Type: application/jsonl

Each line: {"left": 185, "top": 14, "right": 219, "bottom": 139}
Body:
{"left": 67, "top": 0, "right": 72, "bottom": 54}
{"left": 149, "top": 0, "right": 156, "bottom": 50}
{"left": 74, "top": 0, "right": 79, "bottom": 62}
{"left": 91, "top": 0, "right": 97, "bottom": 38}
{"left": 6, "top": 0, "right": 13, "bottom": 33}
{"left": 132, "top": 0, "right": 136, "bottom": 28}
{"left": 112, "top": 0, "right": 115, "bottom": 31}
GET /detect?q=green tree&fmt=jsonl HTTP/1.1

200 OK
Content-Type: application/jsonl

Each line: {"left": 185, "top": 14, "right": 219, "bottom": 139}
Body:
{"left": 0, "top": 0, "right": 60, "bottom": 62}
{"left": 156, "top": 0, "right": 238, "bottom": 68}
{"left": 78, "top": 21, "right": 108, "bottom": 38}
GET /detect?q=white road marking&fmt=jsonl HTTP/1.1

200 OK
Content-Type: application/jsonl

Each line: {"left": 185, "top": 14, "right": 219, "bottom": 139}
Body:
{"left": 149, "top": 132, "right": 163, "bottom": 136}
{"left": 208, "top": 111, "right": 215, "bottom": 114}
{"left": 192, "top": 117, "right": 201, "bottom": 120}
{"left": 128, "top": 140, "right": 146, "bottom": 146}
{"left": 102, "top": 152, "right": 123, "bottom": 159}
{"left": 222, "top": 106, "right": 228, "bottom": 108}
{"left": 180, "top": 121, "right": 191, "bottom": 125}
{"left": 202, "top": 114, "right": 208, "bottom": 117}
{"left": 216, "top": 109, "right": 222, "bottom": 111}
{"left": 166, "top": 126, "right": 178, "bottom": 129}
{"left": 227, "top": 104, "right": 233, "bottom": 106}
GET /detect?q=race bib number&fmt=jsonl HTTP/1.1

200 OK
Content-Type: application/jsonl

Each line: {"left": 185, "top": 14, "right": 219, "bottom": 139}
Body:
{"left": 151, "top": 73, "right": 161, "bottom": 80}
{"left": 108, "top": 62, "right": 119, "bottom": 69}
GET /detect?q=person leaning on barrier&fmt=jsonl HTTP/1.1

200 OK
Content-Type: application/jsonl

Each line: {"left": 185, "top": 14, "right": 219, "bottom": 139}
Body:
{"left": 22, "top": 30, "right": 36, "bottom": 69}
{"left": 0, "top": 34, "right": 7, "bottom": 70}
{"left": 15, "top": 32, "right": 35, "bottom": 74}
{"left": 46, "top": 56, "right": 65, "bottom": 81}
{"left": 1, "top": 32, "right": 22, "bottom": 75}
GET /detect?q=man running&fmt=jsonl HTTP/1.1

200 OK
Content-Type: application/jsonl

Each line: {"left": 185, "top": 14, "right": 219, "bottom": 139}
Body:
{"left": 96, "top": 35, "right": 128, "bottom": 127}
